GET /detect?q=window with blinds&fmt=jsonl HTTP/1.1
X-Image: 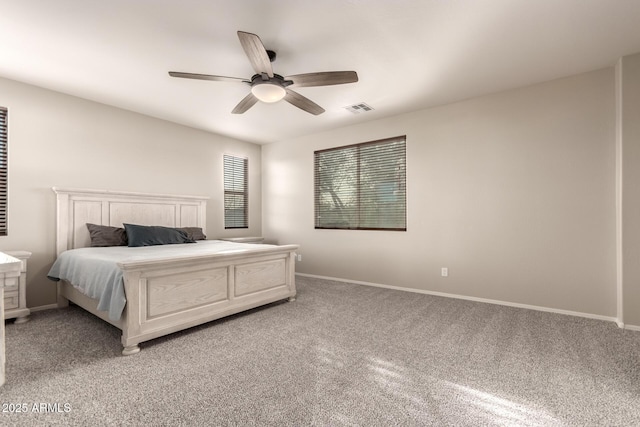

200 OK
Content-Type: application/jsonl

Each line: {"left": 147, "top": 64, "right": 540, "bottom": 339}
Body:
{"left": 314, "top": 136, "right": 406, "bottom": 231}
{"left": 223, "top": 154, "right": 248, "bottom": 229}
{"left": 0, "top": 107, "right": 7, "bottom": 236}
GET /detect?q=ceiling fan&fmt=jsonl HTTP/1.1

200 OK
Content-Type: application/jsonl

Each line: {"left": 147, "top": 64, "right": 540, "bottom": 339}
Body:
{"left": 169, "top": 31, "right": 358, "bottom": 115}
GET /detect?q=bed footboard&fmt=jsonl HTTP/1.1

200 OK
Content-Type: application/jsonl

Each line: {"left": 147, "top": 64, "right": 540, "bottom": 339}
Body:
{"left": 118, "top": 245, "right": 297, "bottom": 354}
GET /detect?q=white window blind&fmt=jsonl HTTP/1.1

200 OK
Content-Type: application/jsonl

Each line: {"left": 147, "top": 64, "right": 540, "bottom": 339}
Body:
{"left": 0, "top": 107, "right": 7, "bottom": 236}
{"left": 314, "top": 136, "right": 406, "bottom": 231}
{"left": 224, "top": 154, "right": 248, "bottom": 229}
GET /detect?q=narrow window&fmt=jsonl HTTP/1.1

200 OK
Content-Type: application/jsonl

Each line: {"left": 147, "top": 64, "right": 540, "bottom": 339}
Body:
{"left": 314, "top": 136, "right": 406, "bottom": 231}
{"left": 0, "top": 107, "right": 8, "bottom": 236}
{"left": 223, "top": 154, "right": 248, "bottom": 229}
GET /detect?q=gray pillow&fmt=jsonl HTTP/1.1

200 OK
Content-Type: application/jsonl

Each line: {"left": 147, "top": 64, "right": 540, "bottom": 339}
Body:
{"left": 124, "top": 223, "right": 196, "bottom": 247}
{"left": 176, "top": 227, "right": 206, "bottom": 240}
{"left": 86, "top": 223, "right": 128, "bottom": 247}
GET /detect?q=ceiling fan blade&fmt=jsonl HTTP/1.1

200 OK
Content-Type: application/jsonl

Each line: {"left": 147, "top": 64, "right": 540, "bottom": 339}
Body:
{"left": 237, "top": 31, "right": 274, "bottom": 77}
{"left": 168, "top": 71, "right": 248, "bottom": 84}
{"left": 284, "top": 89, "right": 325, "bottom": 115}
{"left": 285, "top": 71, "right": 358, "bottom": 87}
{"left": 232, "top": 93, "right": 259, "bottom": 114}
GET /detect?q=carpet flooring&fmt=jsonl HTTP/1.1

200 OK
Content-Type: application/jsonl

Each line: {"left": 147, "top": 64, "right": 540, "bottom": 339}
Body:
{"left": 1, "top": 276, "right": 639, "bottom": 426}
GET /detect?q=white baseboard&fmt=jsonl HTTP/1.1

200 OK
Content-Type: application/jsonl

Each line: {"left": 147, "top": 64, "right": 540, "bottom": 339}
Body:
{"left": 296, "top": 273, "right": 619, "bottom": 325}
{"left": 623, "top": 323, "right": 640, "bottom": 332}
{"left": 29, "top": 303, "right": 59, "bottom": 313}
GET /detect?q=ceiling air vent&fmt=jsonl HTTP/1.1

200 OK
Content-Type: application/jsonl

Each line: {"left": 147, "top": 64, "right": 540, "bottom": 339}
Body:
{"left": 344, "top": 102, "right": 374, "bottom": 114}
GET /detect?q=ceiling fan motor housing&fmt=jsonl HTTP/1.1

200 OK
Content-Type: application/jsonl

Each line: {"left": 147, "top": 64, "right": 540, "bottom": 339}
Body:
{"left": 249, "top": 73, "right": 293, "bottom": 87}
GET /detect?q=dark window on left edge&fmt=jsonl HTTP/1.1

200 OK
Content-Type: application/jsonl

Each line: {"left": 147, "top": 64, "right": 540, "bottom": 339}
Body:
{"left": 0, "top": 107, "right": 8, "bottom": 236}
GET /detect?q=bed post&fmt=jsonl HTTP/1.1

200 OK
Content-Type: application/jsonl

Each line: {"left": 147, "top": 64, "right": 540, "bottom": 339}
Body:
{"left": 53, "top": 188, "right": 71, "bottom": 307}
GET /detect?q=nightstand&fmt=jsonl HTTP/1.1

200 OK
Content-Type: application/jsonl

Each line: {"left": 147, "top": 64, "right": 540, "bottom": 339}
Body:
{"left": 1, "top": 252, "right": 21, "bottom": 387}
{"left": 3, "top": 251, "right": 31, "bottom": 324}
{"left": 219, "top": 237, "right": 264, "bottom": 244}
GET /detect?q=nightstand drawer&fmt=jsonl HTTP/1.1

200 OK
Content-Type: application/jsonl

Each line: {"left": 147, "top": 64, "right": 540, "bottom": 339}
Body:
{"left": 4, "top": 290, "right": 19, "bottom": 310}
{"left": 4, "top": 276, "right": 19, "bottom": 292}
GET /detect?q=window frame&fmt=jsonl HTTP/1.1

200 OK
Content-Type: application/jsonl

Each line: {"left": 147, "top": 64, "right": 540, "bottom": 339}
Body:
{"left": 314, "top": 135, "right": 407, "bottom": 232}
{"left": 223, "top": 154, "right": 249, "bottom": 229}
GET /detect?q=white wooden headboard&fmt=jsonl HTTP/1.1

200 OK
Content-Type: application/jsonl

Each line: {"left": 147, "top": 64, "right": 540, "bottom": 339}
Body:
{"left": 53, "top": 187, "right": 209, "bottom": 255}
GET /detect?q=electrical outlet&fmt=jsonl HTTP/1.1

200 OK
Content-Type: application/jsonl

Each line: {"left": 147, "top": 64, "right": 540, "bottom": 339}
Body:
{"left": 296, "top": 254, "right": 302, "bottom": 262}
{"left": 441, "top": 267, "right": 448, "bottom": 277}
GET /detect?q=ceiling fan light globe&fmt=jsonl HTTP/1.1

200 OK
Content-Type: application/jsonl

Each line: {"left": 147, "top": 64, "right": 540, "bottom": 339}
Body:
{"left": 251, "top": 83, "right": 286, "bottom": 103}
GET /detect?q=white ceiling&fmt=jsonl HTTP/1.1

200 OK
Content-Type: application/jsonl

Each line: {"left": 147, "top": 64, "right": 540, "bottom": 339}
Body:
{"left": 2, "top": 0, "right": 640, "bottom": 145}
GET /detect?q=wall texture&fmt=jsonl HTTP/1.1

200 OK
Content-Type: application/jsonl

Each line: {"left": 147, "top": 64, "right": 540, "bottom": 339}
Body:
{"left": 263, "top": 68, "right": 618, "bottom": 320}
{"left": 0, "top": 77, "right": 262, "bottom": 308}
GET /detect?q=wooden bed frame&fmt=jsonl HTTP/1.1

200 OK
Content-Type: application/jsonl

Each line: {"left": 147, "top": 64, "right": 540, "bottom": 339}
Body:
{"left": 53, "top": 187, "right": 298, "bottom": 355}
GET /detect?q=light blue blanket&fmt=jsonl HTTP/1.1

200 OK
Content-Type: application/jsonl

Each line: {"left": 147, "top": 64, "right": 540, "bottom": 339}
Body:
{"left": 47, "top": 240, "right": 271, "bottom": 321}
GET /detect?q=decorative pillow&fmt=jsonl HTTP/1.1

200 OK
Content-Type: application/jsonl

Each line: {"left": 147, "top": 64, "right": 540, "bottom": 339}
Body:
{"left": 176, "top": 227, "right": 207, "bottom": 240}
{"left": 123, "top": 223, "right": 196, "bottom": 247}
{"left": 86, "top": 223, "right": 128, "bottom": 247}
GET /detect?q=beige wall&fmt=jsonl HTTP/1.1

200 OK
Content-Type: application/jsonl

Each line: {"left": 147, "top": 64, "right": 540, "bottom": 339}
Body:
{"left": 263, "top": 68, "right": 618, "bottom": 319}
{"left": 3, "top": 62, "right": 634, "bottom": 324}
{"left": 0, "top": 77, "right": 262, "bottom": 308}
{"left": 621, "top": 52, "right": 640, "bottom": 326}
